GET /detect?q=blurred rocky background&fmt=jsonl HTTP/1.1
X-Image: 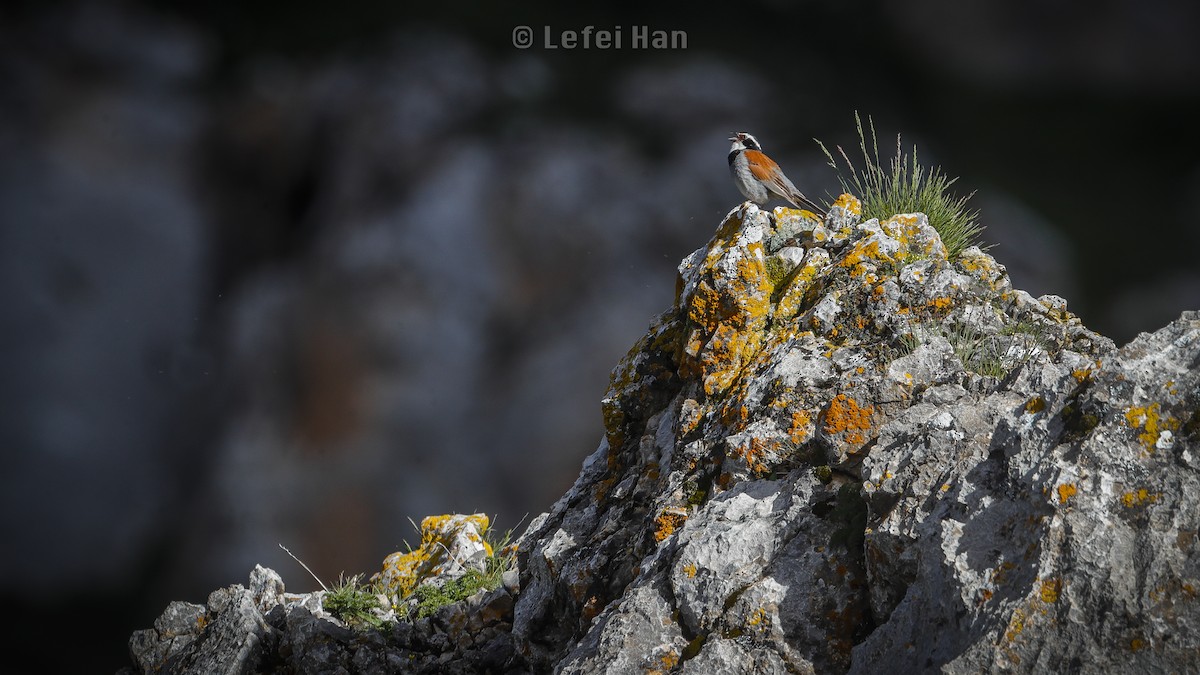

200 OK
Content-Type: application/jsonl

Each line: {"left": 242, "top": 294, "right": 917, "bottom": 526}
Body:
{"left": 0, "top": 0, "right": 1196, "bottom": 671}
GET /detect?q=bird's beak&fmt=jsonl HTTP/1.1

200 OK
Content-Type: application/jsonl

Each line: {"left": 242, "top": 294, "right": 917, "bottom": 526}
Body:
{"left": 728, "top": 134, "right": 738, "bottom": 142}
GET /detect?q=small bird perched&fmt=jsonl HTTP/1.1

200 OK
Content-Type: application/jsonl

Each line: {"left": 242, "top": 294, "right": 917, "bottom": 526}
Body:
{"left": 728, "top": 132, "right": 825, "bottom": 216}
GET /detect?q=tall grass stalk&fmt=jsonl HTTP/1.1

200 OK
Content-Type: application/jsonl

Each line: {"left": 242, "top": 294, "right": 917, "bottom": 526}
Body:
{"left": 816, "top": 112, "right": 985, "bottom": 258}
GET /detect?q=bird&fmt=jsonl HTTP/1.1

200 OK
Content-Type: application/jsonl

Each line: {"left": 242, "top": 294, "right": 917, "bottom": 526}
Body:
{"left": 728, "top": 132, "right": 825, "bottom": 216}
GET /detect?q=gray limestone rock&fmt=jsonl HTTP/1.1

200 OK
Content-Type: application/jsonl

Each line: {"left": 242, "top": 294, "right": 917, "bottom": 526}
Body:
{"left": 511, "top": 201, "right": 1197, "bottom": 673}
{"left": 126, "top": 200, "right": 1198, "bottom": 673}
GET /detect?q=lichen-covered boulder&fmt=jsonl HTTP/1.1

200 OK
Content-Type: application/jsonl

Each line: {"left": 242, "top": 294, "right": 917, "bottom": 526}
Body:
{"left": 127, "top": 198, "right": 1199, "bottom": 674}
{"left": 512, "top": 199, "right": 1198, "bottom": 673}
{"left": 373, "top": 513, "right": 493, "bottom": 600}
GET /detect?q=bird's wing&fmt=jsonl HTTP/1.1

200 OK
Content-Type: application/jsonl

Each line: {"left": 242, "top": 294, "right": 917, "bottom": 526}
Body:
{"left": 745, "top": 149, "right": 826, "bottom": 216}
{"left": 744, "top": 150, "right": 780, "bottom": 182}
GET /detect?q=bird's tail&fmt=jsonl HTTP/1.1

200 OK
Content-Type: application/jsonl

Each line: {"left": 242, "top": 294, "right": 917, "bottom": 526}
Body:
{"left": 788, "top": 190, "right": 827, "bottom": 218}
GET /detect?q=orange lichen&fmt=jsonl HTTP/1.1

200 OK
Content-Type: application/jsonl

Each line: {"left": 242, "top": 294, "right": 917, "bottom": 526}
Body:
{"left": 649, "top": 650, "right": 679, "bottom": 674}
{"left": 1056, "top": 483, "right": 1077, "bottom": 504}
{"left": 732, "top": 436, "right": 775, "bottom": 476}
{"left": 824, "top": 394, "right": 874, "bottom": 445}
{"left": 927, "top": 296, "right": 953, "bottom": 311}
{"left": 788, "top": 409, "right": 813, "bottom": 444}
{"left": 653, "top": 508, "right": 689, "bottom": 542}
{"left": 1025, "top": 396, "right": 1046, "bottom": 414}
{"left": 719, "top": 398, "right": 751, "bottom": 430}
{"left": 685, "top": 280, "right": 724, "bottom": 334}
{"left": 683, "top": 563, "right": 697, "bottom": 578}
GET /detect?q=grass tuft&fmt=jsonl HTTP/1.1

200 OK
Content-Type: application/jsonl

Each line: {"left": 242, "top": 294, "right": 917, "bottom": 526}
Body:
{"left": 324, "top": 573, "right": 390, "bottom": 630}
{"left": 816, "top": 112, "right": 985, "bottom": 259}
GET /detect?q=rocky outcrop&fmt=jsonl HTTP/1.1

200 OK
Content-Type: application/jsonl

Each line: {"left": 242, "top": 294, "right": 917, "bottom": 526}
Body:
{"left": 126, "top": 198, "right": 1200, "bottom": 673}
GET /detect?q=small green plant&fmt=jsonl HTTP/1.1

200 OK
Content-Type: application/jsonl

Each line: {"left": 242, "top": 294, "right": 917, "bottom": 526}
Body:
{"left": 816, "top": 112, "right": 984, "bottom": 259}
{"left": 407, "top": 569, "right": 493, "bottom": 619}
{"left": 400, "top": 519, "right": 520, "bottom": 621}
{"left": 897, "top": 331, "right": 920, "bottom": 357}
{"left": 324, "top": 573, "right": 390, "bottom": 630}
{"left": 943, "top": 321, "right": 1005, "bottom": 378}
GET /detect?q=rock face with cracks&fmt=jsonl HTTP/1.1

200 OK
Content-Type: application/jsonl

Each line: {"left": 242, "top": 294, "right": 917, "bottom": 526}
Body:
{"left": 126, "top": 198, "right": 1200, "bottom": 673}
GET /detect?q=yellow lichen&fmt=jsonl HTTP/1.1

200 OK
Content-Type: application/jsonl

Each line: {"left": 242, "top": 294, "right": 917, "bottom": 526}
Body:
{"left": 774, "top": 256, "right": 821, "bottom": 320}
{"left": 1039, "top": 578, "right": 1061, "bottom": 604}
{"left": 747, "top": 607, "right": 771, "bottom": 627}
{"left": 374, "top": 514, "right": 492, "bottom": 599}
{"left": 1124, "top": 403, "right": 1179, "bottom": 451}
{"left": 1025, "top": 396, "right": 1046, "bottom": 414}
{"left": 1120, "top": 488, "right": 1160, "bottom": 508}
{"left": 683, "top": 563, "right": 697, "bottom": 578}
{"left": 1004, "top": 607, "right": 1026, "bottom": 644}
{"left": 832, "top": 193, "right": 862, "bottom": 215}
{"left": 838, "top": 238, "right": 894, "bottom": 279}
{"left": 685, "top": 280, "right": 724, "bottom": 334}
{"left": 698, "top": 323, "right": 764, "bottom": 396}
{"left": 680, "top": 238, "right": 775, "bottom": 398}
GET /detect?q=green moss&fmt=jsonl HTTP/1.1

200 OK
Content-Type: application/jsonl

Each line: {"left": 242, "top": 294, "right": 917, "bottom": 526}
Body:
{"left": 764, "top": 256, "right": 792, "bottom": 289}
{"left": 408, "top": 569, "right": 493, "bottom": 619}
{"left": 812, "top": 465, "right": 833, "bottom": 484}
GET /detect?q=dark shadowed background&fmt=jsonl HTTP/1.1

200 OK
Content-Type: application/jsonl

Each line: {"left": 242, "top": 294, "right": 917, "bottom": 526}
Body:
{"left": 1, "top": 0, "right": 1197, "bottom": 671}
